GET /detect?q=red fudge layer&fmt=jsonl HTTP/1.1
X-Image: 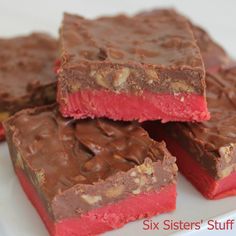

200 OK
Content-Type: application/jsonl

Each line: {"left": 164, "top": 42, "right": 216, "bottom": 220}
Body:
{"left": 166, "top": 136, "right": 236, "bottom": 199}
{"left": 16, "top": 167, "right": 176, "bottom": 236}
{"left": 148, "top": 126, "right": 236, "bottom": 199}
{"left": 144, "top": 123, "right": 236, "bottom": 199}
{"left": 58, "top": 90, "right": 210, "bottom": 122}
{"left": 0, "top": 123, "right": 4, "bottom": 141}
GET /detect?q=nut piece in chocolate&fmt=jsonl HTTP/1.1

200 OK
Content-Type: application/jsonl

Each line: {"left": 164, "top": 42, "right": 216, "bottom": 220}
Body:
{"left": 145, "top": 67, "right": 236, "bottom": 199}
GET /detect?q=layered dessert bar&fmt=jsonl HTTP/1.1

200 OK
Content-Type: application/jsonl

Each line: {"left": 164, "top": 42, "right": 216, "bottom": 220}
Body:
{"left": 191, "top": 25, "right": 231, "bottom": 73}
{"left": 57, "top": 10, "right": 209, "bottom": 122}
{"left": 4, "top": 105, "right": 177, "bottom": 236}
{"left": 0, "top": 33, "right": 57, "bottom": 140}
{"left": 145, "top": 66, "right": 236, "bottom": 199}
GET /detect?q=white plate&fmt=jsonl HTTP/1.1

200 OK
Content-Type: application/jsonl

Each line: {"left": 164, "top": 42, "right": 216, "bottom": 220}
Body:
{"left": 0, "top": 0, "right": 236, "bottom": 235}
{"left": 1, "top": 142, "right": 236, "bottom": 236}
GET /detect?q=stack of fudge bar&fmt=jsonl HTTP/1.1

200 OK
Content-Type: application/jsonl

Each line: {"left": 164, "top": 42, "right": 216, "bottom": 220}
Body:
{"left": 1, "top": 9, "right": 235, "bottom": 236}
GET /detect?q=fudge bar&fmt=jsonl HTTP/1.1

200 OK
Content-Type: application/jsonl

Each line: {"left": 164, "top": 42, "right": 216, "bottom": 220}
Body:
{"left": 191, "top": 24, "right": 231, "bottom": 73}
{"left": 0, "top": 33, "right": 58, "bottom": 140}
{"left": 3, "top": 105, "right": 177, "bottom": 236}
{"left": 145, "top": 66, "right": 236, "bottom": 199}
{"left": 57, "top": 10, "right": 209, "bottom": 122}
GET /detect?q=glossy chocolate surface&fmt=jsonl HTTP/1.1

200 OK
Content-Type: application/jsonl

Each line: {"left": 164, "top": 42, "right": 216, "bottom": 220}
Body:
{"left": 58, "top": 10, "right": 205, "bottom": 97}
{"left": 4, "top": 106, "right": 177, "bottom": 220}
{"left": 0, "top": 33, "right": 58, "bottom": 114}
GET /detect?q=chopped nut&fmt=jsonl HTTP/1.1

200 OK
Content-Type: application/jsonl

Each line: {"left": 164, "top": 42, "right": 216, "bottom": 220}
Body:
{"left": 105, "top": 185, "right": 124, "bottom": 198}
{"left": 171, "top": 81, "right": 194, "bottom": 93}
{"left": 113, "top": 154, "right": 123, "bottom": 161}
{"left": 95, "top": 73, "right": 110, "bottom": 88}
{"left": 113, "top": 68, "right": 130, "bottom": 87}
{"left": 130, "top": 171, "right": 137, "bottom": 177}
{"left": 219, "top": 144, "right": 234, "bottom": 163}
{"left": 71, "top": 84, "right": 81, "bottom": 92}
{"left": 89, "top": 70, "right": 96, "bottom": 77}
{"left": 132, "top": 188, "right": 141, "bottom": 195}
{"left": 72, "top": 174, "right": 86, "bottom": 182}
{"left": 219, "top": 164, "right": 236, "bottom": 178}
{"left": 180, "top": 96, "right": 185, "bottom": 102}
{"left": 152, "top": 176, "right": 157, "bottom": 183}
{"left": 75, "top": 188, "right": 84, "bottom": 195}
{"left": 147, "top": 79, "right": 153, "bottom": 84}
{"left": 75, "top": 208, "right": 83, "bottom": 214}
{"left": 81, "top": 194, "right": 102, "bottom": 204}
{"left": 109, "top": 49, "right": 124, "bottom": 59}
{"left": 47, "top": 203, "right": 53, "bottom": 214}
{"left": 172, "top": 164, "right": 178, "bottom": 172}
{"left": 134, "top": 178, "right": 140, "bottom": 184}
{"left": 36, "top": 170, "right": 46, "bottom": 185}
{"left": 137, "top": 162, "right": 154, "bottom": 175}
{"left": 0, "top": 112, "right": 9, "bottom": 122}
{"left": 16, "top": 152, "right": 24, "bottom": 169}
{"left": 146, "top": 69, "right": 159, "bottom": 80}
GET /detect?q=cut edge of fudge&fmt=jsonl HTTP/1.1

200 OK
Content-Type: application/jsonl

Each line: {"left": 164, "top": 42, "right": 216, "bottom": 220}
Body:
{"left": 15, "top": 167, "right": 177, "bottom": 235}
{"left": 145, "top": 122, "right": 236, "bottom": 200}
{"left": 3, "top": 105, "right": 178, "bottom": 235}
{"left": 57, "top": 10, "right": 209, "bottom": 122}
{"left": 143, "top": 67, "right": 236, "bottom": 199}
{"left": 57, "top": 88, "right": 210, "bottom": 122}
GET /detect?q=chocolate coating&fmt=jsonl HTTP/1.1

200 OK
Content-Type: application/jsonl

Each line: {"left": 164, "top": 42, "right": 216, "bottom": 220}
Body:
{"left": 4, "top": 106, "right": 177, "bottom": 220}
{"left": 58, "top": 10, "right": 205, "bottom": 99}
{"left": 191, "top": 25, "right": 231, "bottom": 72}
{"left": 0, "top": 33, "right": 58, "bottom": 114}
{"left": 62, "top": 10, "right": 202, "bottom": 67}
{"left": 168, "top": 67, "right": 236, "bottom": 179}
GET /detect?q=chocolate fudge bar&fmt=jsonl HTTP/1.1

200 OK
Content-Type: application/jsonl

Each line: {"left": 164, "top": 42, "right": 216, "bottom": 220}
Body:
{"left": 57, "top": 10, "right": 209, "bottom": 122}
{"left": 4, "top": 105, "right": 177, "bottom": 236}
{"left": 145, "top": 66, "right": 236, "bottom": 199}
{"left": 191, "top": 25, "right": 231, "bottom": 73}
{"left": 0, "top": 33, "right": 57, "bottom": 140}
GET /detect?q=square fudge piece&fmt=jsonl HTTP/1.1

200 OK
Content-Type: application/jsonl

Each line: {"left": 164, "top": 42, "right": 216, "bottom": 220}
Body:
{"left": 57, "top": 10, "right": 209, "bottom": 122}
{"left": 0, "top": 33, "right": 58, "bottom": 140}
{"left": 4, "top": 106, "right": 177, "bottom": 236}
{"left": 145, "top": 66, "right": 236, "bottom": 199}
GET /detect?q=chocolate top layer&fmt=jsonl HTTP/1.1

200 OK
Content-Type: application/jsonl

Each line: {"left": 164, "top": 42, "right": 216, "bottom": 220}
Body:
{"left": 58, "top": 10, "right": 205, "bottom": 97}
{"left": 5, "top": 106, "right": 174, "bottom": 200}
{"left": 0, "top": 33, "right": 57, "bottom": 112}
{"left": 174, "top": 67, "right": 236, "bottom": 178}
{"left": 191, "top": 25, "right": 231, "bottom": 72}
{"left": 207, "top": 67, "right": 236, "bottom": 111}
{"left": 61, "top": 10, "right": 203, "bottom": 68}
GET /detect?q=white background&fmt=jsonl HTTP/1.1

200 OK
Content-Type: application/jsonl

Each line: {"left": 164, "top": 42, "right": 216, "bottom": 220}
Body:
{"left": 0, "top": 0, "right": 236, "bottom": 236}
{"left": 0, "top": 0, "right": 236, "bottom": 56}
